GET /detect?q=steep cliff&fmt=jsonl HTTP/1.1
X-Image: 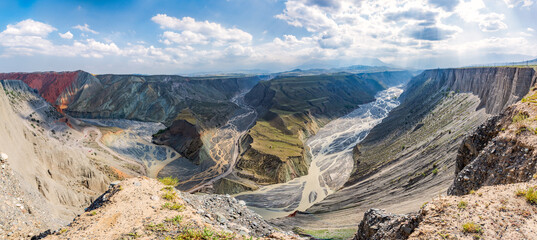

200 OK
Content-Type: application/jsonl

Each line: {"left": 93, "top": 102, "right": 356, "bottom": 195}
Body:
{"left": 449, "top": 84, "right": 537, "bottom": 195}
{"left": 0, "top": 80, "right": 137, "bottom": 238}
{"left": 224, "top": 71, "right": 412, "bottom": 190}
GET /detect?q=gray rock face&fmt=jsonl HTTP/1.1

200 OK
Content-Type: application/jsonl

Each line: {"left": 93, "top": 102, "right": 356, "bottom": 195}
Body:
{"left": 354, "top": 208, "right": 422, "bottom": 240}
{"left": 448, "top": 105, "right": 537, "bottom": 195}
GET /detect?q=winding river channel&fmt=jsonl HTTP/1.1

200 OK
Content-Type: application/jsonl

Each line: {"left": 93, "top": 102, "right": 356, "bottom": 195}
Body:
{"left": 236, "top": 86, "right": 404, "bottom": 219}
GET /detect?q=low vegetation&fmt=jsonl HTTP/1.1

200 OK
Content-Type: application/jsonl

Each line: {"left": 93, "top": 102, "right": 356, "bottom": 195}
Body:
{"left": 159, "top": 176, "right": 179, "bottom": 186}
{"left": 162, "top": 202, "right": 185, "bottom": 211}
{"left": 164, "top": 215, "right": 183, "bottom": 225}
{"left": 515, "top": 187, "right": 537, "bottom": 204}
{"left": 462, "top": 222, "right": 482, "bottom": 234}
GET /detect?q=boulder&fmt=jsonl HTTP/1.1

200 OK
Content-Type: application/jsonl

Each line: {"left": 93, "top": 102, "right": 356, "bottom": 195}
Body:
{"left": 354, "top": 208, "right": 422, "bottom": 240}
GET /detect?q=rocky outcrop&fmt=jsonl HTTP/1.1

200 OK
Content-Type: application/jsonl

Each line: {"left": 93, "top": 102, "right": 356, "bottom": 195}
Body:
{"left": 449, "top": 84, "right": 537, "bottom": 195}
{"left": 354, "top": 209, "right": 422, "bottom": 240}
{"left": 39, "top": 177, "right": 300, "bottom": 240}
{"left": 453, "top": 115, "right": 502, "bottom": 175}
{"left": 152, "top": 119, "right": 203, "bottom": 164}
{"left": 410, "top": 181, "right": 537, "bottom": 239}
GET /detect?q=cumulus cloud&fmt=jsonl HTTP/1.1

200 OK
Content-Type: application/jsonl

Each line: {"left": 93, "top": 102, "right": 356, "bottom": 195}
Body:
{"left": 2, "top": 19, "right": 56, "bottom": 36}
{"left": 73, "top": 24, "right": 99, "bottom": 34}
{"left": 0, "top": 19, "right": 119, "bottom": 58}
{"left": 457, "top": 0, "right": 508, "bottom": 32}
{"left": 59, "top": 31, "right": 73, "bottom": 39}
{"left": 151, "top": 14, "right": 252, "bottom": 46}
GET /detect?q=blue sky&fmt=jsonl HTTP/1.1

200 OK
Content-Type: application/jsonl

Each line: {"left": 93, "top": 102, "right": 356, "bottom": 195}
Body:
{"left": 0, "top": 0, "right": 536, "bottom": 74}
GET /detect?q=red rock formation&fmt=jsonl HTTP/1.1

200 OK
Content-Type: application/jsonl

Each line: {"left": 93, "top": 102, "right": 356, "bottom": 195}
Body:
{"left": 0, "top": 71, "right": 79, "bottom": 105}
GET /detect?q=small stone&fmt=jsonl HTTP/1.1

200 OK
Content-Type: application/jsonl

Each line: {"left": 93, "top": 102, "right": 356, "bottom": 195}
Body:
{"left": 0, "top": 152, "right": 8, "bottom": 161}
{"left": 216, "top": 213, "right": 227, "bottom": 224}
{"left": 238, "top": 200, "right": 246, "bottom": 206}
{"left": 150, "top": 195, "right": 159, "bottom": 201}
{"left": 463, "top": 176, "right": 470, "bottom": 181}
{"left": 133, "top": 182, "right": 141, "bottom": 186}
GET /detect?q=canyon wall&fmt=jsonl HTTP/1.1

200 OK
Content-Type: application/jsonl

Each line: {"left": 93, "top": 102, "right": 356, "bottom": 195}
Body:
{"left": 275, "top": 67, "right": 537, "bottom": 231}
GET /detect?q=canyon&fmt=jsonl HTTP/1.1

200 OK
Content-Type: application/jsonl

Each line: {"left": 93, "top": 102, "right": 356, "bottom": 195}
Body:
{"left": 1, "top": 66, "right": 537, "bottom": 239}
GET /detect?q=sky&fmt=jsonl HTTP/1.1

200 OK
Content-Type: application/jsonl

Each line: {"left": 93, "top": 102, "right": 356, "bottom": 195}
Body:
{"left": 0, "top": 0, "right": 536, "bottom": 74}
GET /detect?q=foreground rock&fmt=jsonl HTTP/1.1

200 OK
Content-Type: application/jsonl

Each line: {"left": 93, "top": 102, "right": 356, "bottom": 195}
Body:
{"left": 40, "top": 177, "right": 300, "bottom": 240}
{"left": 354, "top": 209, "right": 421, "bottom": 240}
{"left": 411, "top": 181, "right": 537, "bottom": 239}
{"left": 354, "top": 181, "right": 537, "bottom": 240}
{"left": 449, "top": 86, "right": 537, "bottom": 195}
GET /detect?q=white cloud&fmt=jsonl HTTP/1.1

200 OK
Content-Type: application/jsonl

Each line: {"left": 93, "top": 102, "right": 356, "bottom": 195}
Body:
{"left": 161, "top": 31, "right": 209, "bottom": 45}
{"left": 73, "top": 24, "right": 99, "bottom": 34}
{"left": 456, "top": 0, "right": 507, "bottom": 32}
{"left": 0, "top": 19, "right": 119, "bottom": 58}
{"left": 504, "top": 0, "right": 534, "bottom": 8}
{"left": 151, "top": 14, "right": 252, "bottom": 46}
{"left": 2, "top": 19, "right": 56, "bottom": 37}
{"left": 59, "top": 31, "right": 73, "bottom": 39}
{"left": 528, "top": 28, "right": 535, "bottom": 32}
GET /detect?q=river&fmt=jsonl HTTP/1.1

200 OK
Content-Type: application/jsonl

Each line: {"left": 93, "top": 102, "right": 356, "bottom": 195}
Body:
{"left": 235, "top": 86, "right": 404, "bottom": 219}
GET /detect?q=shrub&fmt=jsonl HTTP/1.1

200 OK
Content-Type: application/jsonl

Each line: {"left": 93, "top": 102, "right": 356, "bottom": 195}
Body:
{"left": 159, "top": 176, "right": 179, "bottom": 186}
{"left": 462, "top": 222, "right": 482, "bottom": 234}
{"left": 525, "top": 188, "right": 537, "bottom": 204}
{"left": 432, "top": 168, "right": 439, "bottom": 175}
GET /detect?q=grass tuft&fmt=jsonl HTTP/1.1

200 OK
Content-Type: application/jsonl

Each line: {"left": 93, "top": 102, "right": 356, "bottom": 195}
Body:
{"left": 165, "top": 215, "right": 183, "bottom": 225}
{"left": 514, "top": 187, "right": 537, "bottom": 204}
{"left": 162, "top": 202, "right": 185, "bottom": 211}
{"left": 462, "top": 222, "right": 482, "bottom": 234}
{"left": 159, "top": 177, "right": 179, "bottom": 186}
